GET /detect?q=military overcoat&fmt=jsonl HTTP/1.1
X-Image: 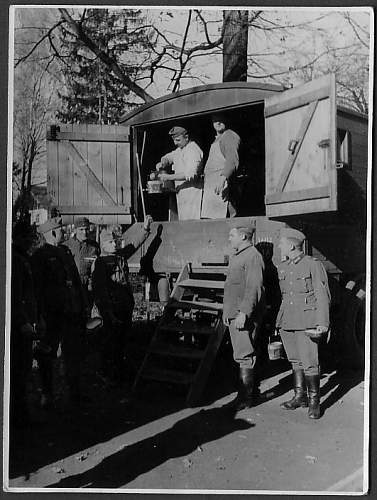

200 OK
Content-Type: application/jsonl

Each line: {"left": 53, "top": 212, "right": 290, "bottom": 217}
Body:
{"left": 223, "top": 244, "right": 265, "bottom": 321}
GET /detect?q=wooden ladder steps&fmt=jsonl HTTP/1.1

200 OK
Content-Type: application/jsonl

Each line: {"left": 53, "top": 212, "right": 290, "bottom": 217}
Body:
{"left": 141, "top": 367, "right": 194, "bottom": 385}
{"left": 161, "top": 322, "right": 215, "bottom": 336}
{"left": 170, "top": 299, "right": 223, "bottom": 311}
{"left": 150, "top": 341, "right": 205, "bottom": 359}
{"left": 178, "top": 279, "right": 225, "bottom": 290}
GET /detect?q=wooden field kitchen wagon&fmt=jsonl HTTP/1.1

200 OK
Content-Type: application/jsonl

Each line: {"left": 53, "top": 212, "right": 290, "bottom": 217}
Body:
{"left": 47, "top": 74, "right": 369, "bottom": 404}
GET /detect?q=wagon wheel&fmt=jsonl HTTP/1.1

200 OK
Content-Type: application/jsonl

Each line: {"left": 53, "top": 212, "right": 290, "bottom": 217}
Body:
{"left": 338, "top": 276, "right": 366, "bottom": 370}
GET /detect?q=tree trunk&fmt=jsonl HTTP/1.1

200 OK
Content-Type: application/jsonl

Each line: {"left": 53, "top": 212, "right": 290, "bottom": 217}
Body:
{"left": 222, "top": 10, "right": 248, "bottom": 82}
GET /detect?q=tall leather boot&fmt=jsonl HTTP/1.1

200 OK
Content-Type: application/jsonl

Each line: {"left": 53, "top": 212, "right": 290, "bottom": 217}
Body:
{"left": 224, "top": 367, "right": 254, "bottom": 411}
{"left": 280, "top": 369, "right": 308, "bottom": 410}
{"left": 306, "top": 374, "right": 321, "bottom": 419}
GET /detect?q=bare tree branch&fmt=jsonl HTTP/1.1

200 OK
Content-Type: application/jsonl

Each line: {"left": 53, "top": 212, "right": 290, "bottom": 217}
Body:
{"left": 15, "top": 20, "right": 64, "bottom": 67}
{"left": 343, "top": 12, "right": 369, "bottom": 48}
{"left": 172, "top": 10, "right": 192, "bottom": 92}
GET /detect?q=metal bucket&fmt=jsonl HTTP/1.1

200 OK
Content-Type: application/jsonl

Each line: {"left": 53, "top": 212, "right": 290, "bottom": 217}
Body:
{"left": 268, "top": 340, "right": 284, "bottom": 361}
{"left": 147, "top": 180, "right": 163, "bottom": 194}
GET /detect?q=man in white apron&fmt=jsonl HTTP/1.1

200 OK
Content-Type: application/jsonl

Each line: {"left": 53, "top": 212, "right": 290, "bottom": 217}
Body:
{"left": 201, "top": 114, "right": 241, "bottom": 219}
{"left": 157, "top": 126, "right": 203, "bottom": 220}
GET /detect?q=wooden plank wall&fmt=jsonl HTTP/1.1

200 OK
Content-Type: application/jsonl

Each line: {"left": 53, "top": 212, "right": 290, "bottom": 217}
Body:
{"left": 101, "top": 124, "right": 117, "bottom": 225}
{"left": 46, "top": 126, "right": 59, "bottom": 207}
{"left": 49, "top": 124, "right": 131, "bottom": 225}
{"left": 87, "top": 124, "right": 103, "bottom": 223}
{"left": 72, "top": 123, "right": 88, "bottom": 224}
{"left": 59, "top": 123, "right": 74, "bottom": 224}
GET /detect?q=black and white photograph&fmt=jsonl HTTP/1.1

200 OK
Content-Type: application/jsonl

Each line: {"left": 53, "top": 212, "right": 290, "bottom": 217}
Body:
{"left": 3, "top": 4, "right": 373, "bottom": 494}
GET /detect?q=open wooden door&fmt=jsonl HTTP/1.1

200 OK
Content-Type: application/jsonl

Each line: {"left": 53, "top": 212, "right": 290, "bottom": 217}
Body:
{"left": 47, "top": 124, "right": 132, "bottom": 225}
{"left": 264, "top": 74, "right": 337, "bottom": 217}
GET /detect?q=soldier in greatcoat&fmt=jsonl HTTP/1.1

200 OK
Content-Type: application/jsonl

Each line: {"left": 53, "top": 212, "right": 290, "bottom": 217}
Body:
{"left": 92, "top": 215, "right": 153, "bottom": 384}
{"left": 276, "top": 228, "right": 331, "bottom": 419}
{"left": 32, "top": 217, "right": 87, "bottom": 408}
{"left": 222, "top": 223, "right": 266, "bottom": 411}
{"left": 10, "top": 221, "right": 40, "bottom": 426}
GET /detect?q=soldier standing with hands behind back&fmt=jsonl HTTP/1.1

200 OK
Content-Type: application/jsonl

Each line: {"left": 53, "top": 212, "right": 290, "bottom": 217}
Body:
{"left": 276, "top": 228, "right": 330, "bottom": 419}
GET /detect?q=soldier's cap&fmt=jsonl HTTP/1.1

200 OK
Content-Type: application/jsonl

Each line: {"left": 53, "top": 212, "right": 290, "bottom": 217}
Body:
{"left": 100, "top": 228, "right": 116, "bottom": 246}
{"left": 169, "top": 126, "right": 188, "bottom": 137}
{"left": 280, "top": 228, "right": 306, "bottom": 244}
{"left": 75, "top": 217, "right": 90, "bottom": 229}
{"left": 37, "top": 217, "right": 63, "bottom": 235}
{"left": 211, "top": 112, "right": 227, "bottom": 123}
{"left": 230, "top": 221, "right": 255, "bottom": 238}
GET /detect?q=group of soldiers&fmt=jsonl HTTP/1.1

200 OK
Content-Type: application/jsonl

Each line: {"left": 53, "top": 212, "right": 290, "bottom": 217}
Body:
{"left": 10, "top": 214, "right": 153, "bottom": 427}
{"left": 222, "top": 223, "right": 331, "bottom": 420}
{"left": 10, "top": 211, "right": 330, "bottom": 429}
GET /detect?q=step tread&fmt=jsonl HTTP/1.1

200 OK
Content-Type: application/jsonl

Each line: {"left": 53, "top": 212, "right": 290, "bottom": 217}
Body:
{"left": 178, "top": 279, "right": 225, "bottom": 290}
{"left": 159, "top": 321, "right": 217, "bottom": 336}
{"left": 169, "top": 299, "right": 223, "bottom": 312}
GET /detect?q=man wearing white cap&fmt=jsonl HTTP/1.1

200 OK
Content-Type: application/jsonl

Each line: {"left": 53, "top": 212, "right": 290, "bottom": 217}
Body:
{"left": 31, "top": 217, "right": 87, "bottom": 409}
{"left": 276, "top": 227, "right": 330, "bottom": 419}
{"left": 222, "top": 222, "right": 266, "bottom": 412}
{"left": 157, "top": 126, "right": 203, "bottom": 220}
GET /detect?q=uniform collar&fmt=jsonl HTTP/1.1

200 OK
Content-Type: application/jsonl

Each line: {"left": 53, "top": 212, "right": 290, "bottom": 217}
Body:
{"left": 288, "top": 251, "right": 305, "bottom": 265}
{"left": 235, "top": 242, "right": 253, "bottom": 256}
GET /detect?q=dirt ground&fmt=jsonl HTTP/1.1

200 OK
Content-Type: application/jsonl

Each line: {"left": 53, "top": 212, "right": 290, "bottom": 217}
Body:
{"left": 6, "top": 320, "right": 367, "bottom": 494}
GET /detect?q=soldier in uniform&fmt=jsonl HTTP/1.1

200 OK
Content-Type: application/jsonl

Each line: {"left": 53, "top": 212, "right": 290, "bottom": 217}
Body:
{"left": 63, "top": 217, "right": 100, "bottom": 303}
{"left": 276, "top": 228, "right": 330, "bottom": 419}
{"left": 92, "top": 216, "right": 153, "bottom": 384}
{"left": 10, "top": 221, "right": 40, "bottom": 426}
{"left": 222, "top": 223, "right": 266, "bottom": 411}
{"left": 32, "top": 217, "right": 87, "bottom": 408}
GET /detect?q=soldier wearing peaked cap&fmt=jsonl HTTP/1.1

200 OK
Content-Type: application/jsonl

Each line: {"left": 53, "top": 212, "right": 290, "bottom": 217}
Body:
{"left": 37, "top": 216, "right": 63, "bottom": 234}
{"left": 156, "top": 125, "right": 203, "bottom": 220}
{"left": 276, "top": 227, "right": 331, "bottom": 419}
{"left": 222, "top": 222, "right": 266, "bottom": 412}
{"left": 32, "top": 216, "right": 87, "bottom": 409}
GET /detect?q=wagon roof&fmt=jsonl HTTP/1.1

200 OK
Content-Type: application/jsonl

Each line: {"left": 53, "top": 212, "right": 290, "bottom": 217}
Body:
{"left": 120, "top": 81, "right": 283, "bottom": 127}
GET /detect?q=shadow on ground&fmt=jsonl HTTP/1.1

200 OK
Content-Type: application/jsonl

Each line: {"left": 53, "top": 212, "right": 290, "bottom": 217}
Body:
{"left": 8, "top": 323, "right": 363, "bottom": 483}
{"left": 47, "top": 406, "right": 254, "bottom": 488}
